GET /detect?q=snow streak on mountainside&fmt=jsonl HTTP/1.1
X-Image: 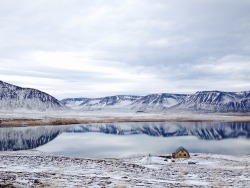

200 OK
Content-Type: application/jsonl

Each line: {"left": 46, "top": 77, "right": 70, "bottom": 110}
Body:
{"left": 0, "top": 81, "right": 66, "bottom": 111}
{"left": 130, "top": 93, "right": 187, "bottom": 111}
{"left": 62, "top": 91, "right": 250, "bottom": 112}
{"left": 62, "top": 94, "right": 187, "bottom": 112}
{"left": 173, "top": 91, "right": 250, "bottom": 112}
{"left": 61, "top": 98, "right": 89, "bottom": 110}
{"left": 78, "top": 95, "right": 141, "bottom": 111}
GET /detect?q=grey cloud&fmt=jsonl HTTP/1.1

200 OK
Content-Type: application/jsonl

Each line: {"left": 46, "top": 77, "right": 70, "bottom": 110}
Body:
{"left": 0, "top": 0, "right": 250, "bottom": 97}
{"left": 1, "top": 0, "right": 250, "bottom": 61}
{"left": 0, "top": 66, "right": 130, "bottom": 84}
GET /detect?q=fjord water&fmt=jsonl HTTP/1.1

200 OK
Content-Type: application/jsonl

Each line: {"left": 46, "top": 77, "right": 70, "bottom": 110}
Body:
{"left": 0, "top": 122, "right": 249, "bottom": 158}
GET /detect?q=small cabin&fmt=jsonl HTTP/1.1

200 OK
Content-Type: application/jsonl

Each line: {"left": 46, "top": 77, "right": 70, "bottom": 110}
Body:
{"left": 172, "top": 146, "right": 190, "bottom": 159}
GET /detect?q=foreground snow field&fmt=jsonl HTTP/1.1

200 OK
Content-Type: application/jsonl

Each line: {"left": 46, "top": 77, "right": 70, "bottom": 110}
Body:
{"left": 0, "top": 151, "right": 249, "bottom": 187}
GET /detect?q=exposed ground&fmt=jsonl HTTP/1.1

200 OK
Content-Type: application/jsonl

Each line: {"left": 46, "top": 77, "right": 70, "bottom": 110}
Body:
{"left": 1, "top": 111, "right": 250, "bottom": 127}
{"left": 0, "top": 150, "right": 249, "bottom": 187}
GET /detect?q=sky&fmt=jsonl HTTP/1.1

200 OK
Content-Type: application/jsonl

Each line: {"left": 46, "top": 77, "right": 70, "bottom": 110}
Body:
{"left": 0, "top": 0, "right": 250, "bottom": 99}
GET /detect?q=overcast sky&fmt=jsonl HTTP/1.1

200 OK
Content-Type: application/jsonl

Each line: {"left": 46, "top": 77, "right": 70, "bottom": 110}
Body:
{"left": 0, "top": 0, "right": 250, "bottom": 99}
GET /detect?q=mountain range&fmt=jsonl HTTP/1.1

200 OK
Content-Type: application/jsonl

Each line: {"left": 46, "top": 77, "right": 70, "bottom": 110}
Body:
{"left": 1, "top": 80, "right": 250, "bottom": 113}
{"left": 61, "top": 93, "right": 188, "bottom": 112}
{"left": 62, "top": 91, "right": 250, "bottom": 113}
{"left": 173, "top": 91, "right": 250, "bottom": 113}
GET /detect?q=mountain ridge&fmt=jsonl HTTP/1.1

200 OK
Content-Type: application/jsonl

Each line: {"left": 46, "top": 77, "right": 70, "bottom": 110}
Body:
{"left": 171, "top": 90, "right": 250, "bottom": 113}
{"left": 1, "top": 80, "right": 249, "bottom": 113}
{"left": 62, "top": 90, "right": 250, "bottom": 112}
{"left": 0, "top": 80, "right": 67, "bottom": 111}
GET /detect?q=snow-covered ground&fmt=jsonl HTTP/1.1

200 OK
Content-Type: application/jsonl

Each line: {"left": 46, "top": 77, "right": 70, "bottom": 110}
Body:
{"left": 0, "top": 150, "right": 249, "bottom": 187}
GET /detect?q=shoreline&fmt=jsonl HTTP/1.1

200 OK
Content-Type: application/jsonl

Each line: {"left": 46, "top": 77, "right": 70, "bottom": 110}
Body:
{"left": 1, "top": 117, "right": 250, "bottom": 128}
{"left": 1, "top": 112, "right": 250, "bottom": 128}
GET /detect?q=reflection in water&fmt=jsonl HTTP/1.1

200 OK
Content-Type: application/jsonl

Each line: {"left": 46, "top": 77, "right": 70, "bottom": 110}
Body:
{"left": 38, "top": 133, "right": 250, "bottom": 158}
{"left": 0, "top": 122, "right": 249, "bottom": 157}
{"left": 0, "top": 125, "right": 68, "bottom": 151}
{"left": 66, "top": 122, "right": 250, "bottom": 140}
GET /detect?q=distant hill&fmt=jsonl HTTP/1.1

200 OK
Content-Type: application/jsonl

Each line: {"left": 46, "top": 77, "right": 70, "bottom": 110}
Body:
{"left": 172, "top": 91, "right": 250, "bottom": 112}
{"left": 0, "top": 81, "right": 67, "bottom": 111}
{"left": 130, "top": 93, "right": 187, "bottom": 111}
{"left": 63, "top": 95, "right": 141, "bottom": 111}
{"left": 61, "top": 94, "right": 187, "bottom": 112}
{"left": 63, "top": 91, "right": 250, "bottom": 113}
{"left": 61, "top": 97, "right": 89, "bottom": 110}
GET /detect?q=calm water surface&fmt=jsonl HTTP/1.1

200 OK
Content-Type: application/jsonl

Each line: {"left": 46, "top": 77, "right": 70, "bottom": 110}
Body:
{"left": 0, "top": 122, "right": 249, "bottom": 158}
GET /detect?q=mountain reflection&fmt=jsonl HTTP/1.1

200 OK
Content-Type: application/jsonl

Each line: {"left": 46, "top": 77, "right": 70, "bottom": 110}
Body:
{"left": 0, "top": 122, "right": 249, "bottom": 151}
{"left": 68, "top": 122, "right": 250, "bottom": 140}
{"left": 0, "top": 125, "right": 68, "bottom": 151}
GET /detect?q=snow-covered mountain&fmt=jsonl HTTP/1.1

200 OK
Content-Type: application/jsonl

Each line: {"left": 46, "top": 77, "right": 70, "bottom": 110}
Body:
{"left": 0, "top": 81, "right": 66, "bottom": 111}
{"left": 62, "top": 93, "right": 187, "bottom": 112}
{"left": 79, "top": 95, "right": 141, "bottom": 111}
{"left": 61, "top": 98, "right": 89, "bottom": 110}
{"left": 1, "top": 80, "right": 249, "bottom": 113}
{"left": 172, "top": 91, "right": 250, "bottom": 112}
{"left": 130, "top": 93, "right": 187, "bottom": 111}
{"left": 62, "top": 91, "right": 250, "bottom": 112}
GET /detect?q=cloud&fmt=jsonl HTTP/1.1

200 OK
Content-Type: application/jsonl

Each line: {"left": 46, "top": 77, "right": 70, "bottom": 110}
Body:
{"left": 0, "top": 0, "right": 250, "bottom": 98}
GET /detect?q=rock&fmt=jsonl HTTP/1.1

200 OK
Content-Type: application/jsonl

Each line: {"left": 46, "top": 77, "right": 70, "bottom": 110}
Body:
{"left": 34, "top": 179, "right": 40, "bottom": 184}
{"left": 188, "top": 161, "right": 197, "bottom": 165}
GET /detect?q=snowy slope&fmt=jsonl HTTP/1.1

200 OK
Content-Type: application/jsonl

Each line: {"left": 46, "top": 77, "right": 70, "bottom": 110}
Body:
{"left": 62, "top": 93, "right": 187, "bottom": 112}
{"left": 130, "top": 93, "right": 187, "bottom": 111}
{"left": 0, "top": 81, "right": 67, "bottom": 111}
{"left": 61, "top": 97, "right": 89, "bottom": 110}
{"left": 63, "top": 91, "right": 250, "bottom": 112}
{"left": 78, "top": 95, "right": 141, "bottom": 111}
{"left": 172, "top": 91, "right": 250, "bottom": 112}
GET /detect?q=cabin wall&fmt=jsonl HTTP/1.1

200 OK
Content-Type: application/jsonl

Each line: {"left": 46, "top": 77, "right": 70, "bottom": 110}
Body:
{"left": 173, "top": 151, "right": 190, "bottom": 158}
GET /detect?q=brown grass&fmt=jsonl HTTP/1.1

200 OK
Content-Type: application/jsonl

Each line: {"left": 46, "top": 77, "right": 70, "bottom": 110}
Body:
{"left": 1, "top": 115, "right": 250, "bottom": 128}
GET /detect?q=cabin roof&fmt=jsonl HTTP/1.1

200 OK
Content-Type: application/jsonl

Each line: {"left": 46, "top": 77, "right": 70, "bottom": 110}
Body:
{"left": 174, "top": 146, "right": 189, "bottom": 154}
